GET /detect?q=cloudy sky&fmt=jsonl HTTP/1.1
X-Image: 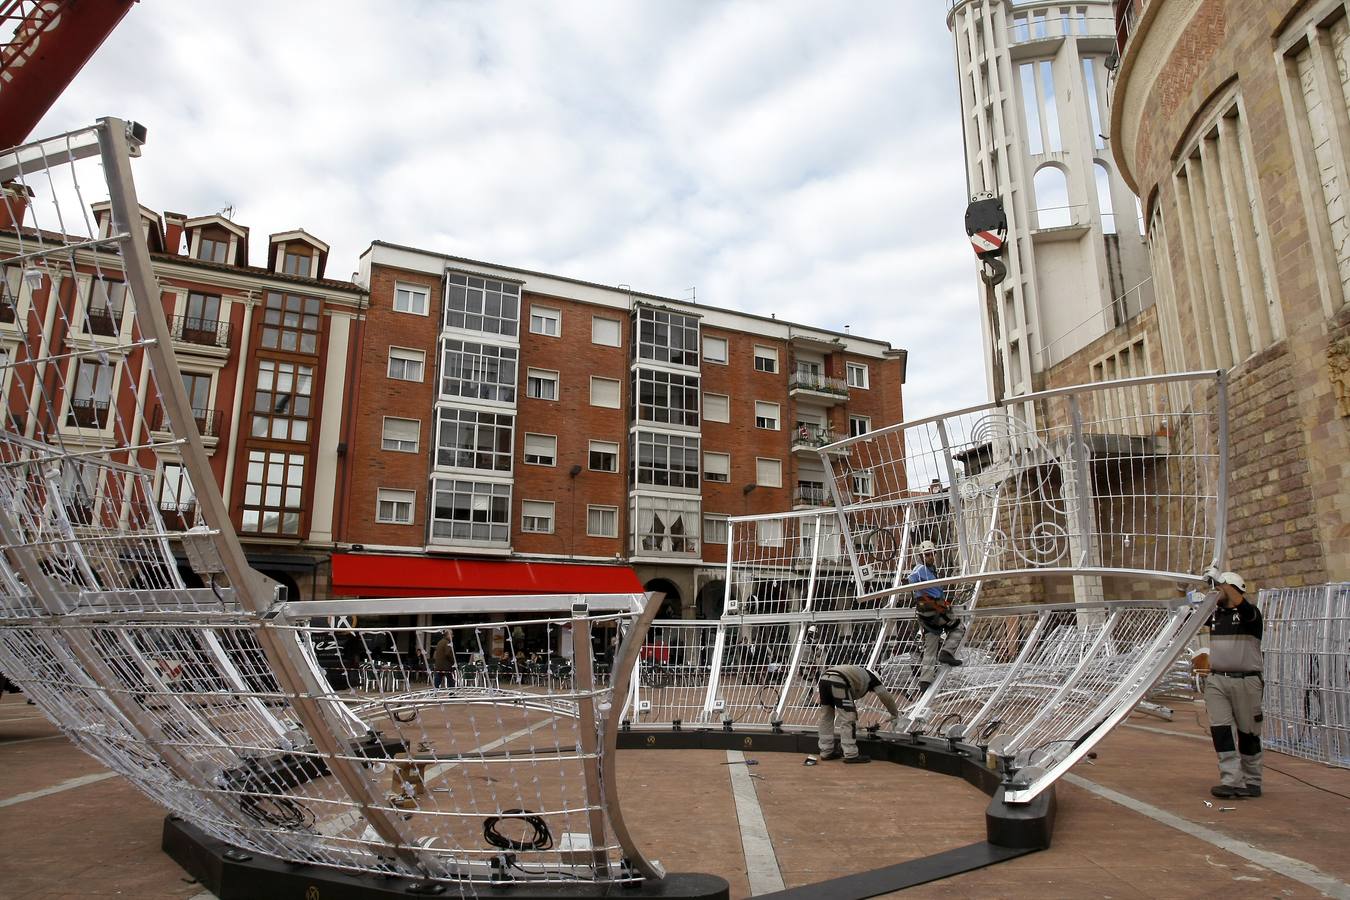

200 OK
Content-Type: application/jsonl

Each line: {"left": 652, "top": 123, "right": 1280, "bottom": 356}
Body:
{"left": 38, "top": 1, "right": 987, "bottom": 420}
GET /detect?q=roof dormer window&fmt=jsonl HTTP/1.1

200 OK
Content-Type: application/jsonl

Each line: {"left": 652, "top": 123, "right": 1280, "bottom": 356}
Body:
{"left": 198, "top": 236, "right": 228, "bottom": 264}
{"left": 283, "top": 250, "right": 311, "bottom": 277}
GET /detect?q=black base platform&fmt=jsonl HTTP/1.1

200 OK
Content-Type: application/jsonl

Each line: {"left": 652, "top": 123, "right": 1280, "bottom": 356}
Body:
{"left": 162, "top": 816, "right": 730, "bottom": 900}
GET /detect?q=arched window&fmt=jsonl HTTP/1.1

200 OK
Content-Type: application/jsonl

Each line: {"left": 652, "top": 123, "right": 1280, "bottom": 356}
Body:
{"left": 1095, "top": 163, "right": 1117, "bottom": 234}
{"left": 1034, "top": 166, "right": 1070, "bottom": 228}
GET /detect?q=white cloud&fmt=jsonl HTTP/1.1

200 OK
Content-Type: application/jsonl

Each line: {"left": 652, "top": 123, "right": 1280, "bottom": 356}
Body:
{"left": 36, "top": 0, "right": 989, "bottom": 421}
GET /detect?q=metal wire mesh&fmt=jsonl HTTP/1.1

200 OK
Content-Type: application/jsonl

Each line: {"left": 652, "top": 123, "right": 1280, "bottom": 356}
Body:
{"left": 1258, "top": 584, "right": 1350, "bottom": 768}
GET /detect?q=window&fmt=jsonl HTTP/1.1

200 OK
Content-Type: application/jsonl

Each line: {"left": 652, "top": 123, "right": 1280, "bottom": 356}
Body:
{"left": 430, "top": 478, "right": 511, "bottom": 545}
{"left": 703, "top": 515, "right": 729, "bottom": 545}
{"left": 634, "top": 369, "right": 699, "bottom": 426}
{"left": 592, "top": 316, "right": 621, "bottom": 346}
{"left": 632, "top": 431, "right": 700, "bottom": 489}
{"left": 848, "top": 415, "right": 871, "bottom": 437}
{"left": 850, "top": 472, "right": 873, "bottom": 498}
{"left": 521, "top": 500, "right": 555, "bottom": 534}
{"left": 388, "top": 347, "right": 425, "bottom": 382}
{"left": 704, "top": 451, "right": 730, "bottom": 483}
{"left": 526, "top": 368, "right": 558, "bottom": 401}
{"left": 702, "top": 335, "right": 727, "bottom": 364}
{"left": 393, "top": 282, "right": 430, "bottom": 316}
{"left": 530, "top": 306, "right": 560, "bottom": 336}
{"left": 376, "top": 488, "right": 415, "bottom": 525}
{"left": 184, "top": 291, "right": 221, "bottom": 328}
{"left": 523, "top": 433, "right": 557, "bottom": 466}
{"left": 1083, "top": 58, "right": 1105, "bottom": 151}
{"left": 241, "top": 450, "right": 305, "bottom": 535}
{"left": 381, "top": 417, "right": 420, "bottom": 453}
{"left": 1095, "top": 163, "right": 1116, "bottom": 234}
{"left": 440, "top": 339, "right": 517, "bottom": 403}
{"left": 1019, "top": 63, "right": 1044, "bottom": 155}
{"left": 589, "top": 440, "right": 619, "bottom": 472}
{"left": 757, "top": 519, "right": 784, "bottom": 547}
{"left": 704, "top": 392, "right": 729, "bottom": 423}
{"left": 251, "top": 360, "right": 313, "bottom": 441}
{"left": 444, "top": 272, "right": 519, "bottom": 336}
{"left": 1039, "top": 60, "right": 1061, "bottom": 153}
{"left": 85, "top": 278, "right": 126, "bottom": 335}
{"left": 1172, "top": 94, "right": 1282, "bottom": 368}
{"left": 435, "top": 407, "right": 514, "bottom": 472}
{"left": 590, "top": 376, "right": 620, "bottom": 408}
{"left": 1281, "top": 6, "right": 1350, "bottom": 310}
{"left": 1, "top": 265, "right": 20, "bottom": 323}
{"left": 755, "top": 457, "right": 782, "bottom": 488}
{"left": 260, "top": 292, "right": 321, "bottom": 354}
{"left": 755, "top": 401, "right": 780, "bottom": 430}
{"left": 68, "top": 359, "right": 114, "bottom": 428}
{"left": 158, "top": 463, "right": 195, "bottom": 515}
{"left": 1034, "top": 166, "right": 1071, "bottom": 228}
{"left": 283, "top": 251, "right": 311, "bottom": 277}
{"left": 633, "top": 494, "right": 699, "bottom": 555}
{"left": 846, "top": 362, "right": 869, "bottom": 389}
{"left": 181, "top": 371, "right": 212, "bottom": 414}
{"left": 636, "top": 306, "right": 699, "bottom": 367}
{"left": 198, "top": 235, "right": 228, "bottom": 263}
{"left": 753, "top": 345, "right": 778, "bottom": 373}
{"left": 587, "top": 505, "right": 618, "bottom": 538}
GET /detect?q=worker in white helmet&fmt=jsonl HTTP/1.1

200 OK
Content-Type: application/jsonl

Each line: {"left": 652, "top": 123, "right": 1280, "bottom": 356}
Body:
{"left": 1202, "top": 567, "right": 1264, "bottom": 799}
{"left": 907, "top": 540, "right": 964, "bottom": 692}
{"left": 817, "top": 664, "right": 900, "bottom": 764}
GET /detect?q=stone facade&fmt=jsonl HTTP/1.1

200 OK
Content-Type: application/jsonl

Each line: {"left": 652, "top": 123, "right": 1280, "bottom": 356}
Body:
{"left": 1112, "top": 0, "right": 1350, "bottom": 587}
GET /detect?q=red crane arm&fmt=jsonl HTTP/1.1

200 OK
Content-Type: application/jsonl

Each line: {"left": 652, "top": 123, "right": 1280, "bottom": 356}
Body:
{"left": 0, "top": 0, "right": 137, "bottom": 148}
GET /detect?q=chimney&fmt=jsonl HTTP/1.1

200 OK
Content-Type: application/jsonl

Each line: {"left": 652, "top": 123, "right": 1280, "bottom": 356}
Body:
{"left": 162, "top": 212, "right": 186, "bottom": 256}
{"left": 1, "top": 181, "right": 34, "bottom": 232}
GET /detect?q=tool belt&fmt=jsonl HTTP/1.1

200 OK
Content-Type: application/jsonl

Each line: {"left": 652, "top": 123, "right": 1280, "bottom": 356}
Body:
{"left": 1211, "top": 671, "right": 1262, "bottom": 678}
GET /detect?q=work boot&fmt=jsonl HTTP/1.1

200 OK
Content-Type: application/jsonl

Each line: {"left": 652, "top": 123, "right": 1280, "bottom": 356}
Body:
{"left": 819, "top": 748, "right": 843, "bottom": 761}
{"left": 1210, "top": 784, "right": 1242, "bottom": 798}
{"left": 918, "top": 681, "right": 933, "bottom": 693}
{"left": 843, "top": 755, "right": 872, "bottom": 764}
{"left": 1237, "top": 785, "right": 1261, "bottom": 798}
{"left": 938, "top": 650, "right": 962, "bottom": 667}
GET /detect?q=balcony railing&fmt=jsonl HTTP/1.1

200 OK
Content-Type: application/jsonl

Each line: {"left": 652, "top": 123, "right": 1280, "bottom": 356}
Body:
{"left": 152, "top": 405, "right": 223, "bottom": 438}
{"left": 791, "top": 425, "right": 839, "bottom": 449}
{"left": 170, "top": 315, "right": 231, "bottom": 349}
{"left": 793, "top": 483, "right": 832, "bottom": 507}
{"left": 84, "top": 304, "right": 119, "bottom": 337}
{"left": 67, "top": 398, "right": 109, "bottom": 429}
{"left": 788, "top": 371, "right": 849, "bottom": 397}
{"left": 158, "top": 500, "right": 199, "bottom": 531}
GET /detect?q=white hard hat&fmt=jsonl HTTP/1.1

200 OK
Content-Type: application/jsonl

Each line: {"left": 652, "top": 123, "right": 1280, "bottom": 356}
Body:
{"left": 1219, "top": 571, "right": 1247, "bottom": 593}
{"left": 918, "top": 540, "right": 937, "bottom": 553}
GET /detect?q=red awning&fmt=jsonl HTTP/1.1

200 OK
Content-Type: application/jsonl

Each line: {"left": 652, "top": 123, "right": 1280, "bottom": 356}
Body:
{"left": 330, "top": 553, "right": 643, "bottom": 598}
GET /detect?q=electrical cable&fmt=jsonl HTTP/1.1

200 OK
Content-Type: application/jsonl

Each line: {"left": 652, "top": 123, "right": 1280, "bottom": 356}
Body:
{"left": 239, "top": 794, "right": 315, "bottom": 829}
{"left": 483, "top": 809, "right": 553, "bottom": 851}
{"left": 1191, "top": 704, "right": 1350, "bottom": 802}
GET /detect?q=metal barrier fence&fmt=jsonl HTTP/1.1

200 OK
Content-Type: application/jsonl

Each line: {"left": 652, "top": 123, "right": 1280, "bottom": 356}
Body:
{"left": 1258, "top": 583, "right": 1350, "bottom": 768}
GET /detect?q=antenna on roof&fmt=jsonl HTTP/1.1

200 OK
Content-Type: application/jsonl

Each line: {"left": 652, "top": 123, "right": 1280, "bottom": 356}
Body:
{"left": 684, "top": 287, "right": 696, "bottom": 303}
{"left": 219, "top": 205, "right": 235, "bottom": 220}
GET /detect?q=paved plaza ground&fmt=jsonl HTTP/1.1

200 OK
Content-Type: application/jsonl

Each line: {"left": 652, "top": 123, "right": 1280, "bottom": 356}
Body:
{"left": 2, "top": 692, "right": 1348, "bottom": 899}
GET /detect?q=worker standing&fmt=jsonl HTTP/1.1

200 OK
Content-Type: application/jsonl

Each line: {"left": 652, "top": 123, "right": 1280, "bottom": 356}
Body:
{"left": 817, "top": 664, "right": 900, "bottom": 764}
{"left": 908, "top": 540, "right": 964, "bottom": 692}
{"left": 1204, "top": 569, "right": 1264, "bottom": 799}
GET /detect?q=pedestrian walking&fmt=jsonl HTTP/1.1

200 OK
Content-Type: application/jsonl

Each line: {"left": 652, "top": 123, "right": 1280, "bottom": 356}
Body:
{"left": 1203, "top": 569, "right": 1264, "bottom": 799}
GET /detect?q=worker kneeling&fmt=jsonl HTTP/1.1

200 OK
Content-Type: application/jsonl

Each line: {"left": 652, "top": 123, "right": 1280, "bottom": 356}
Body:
{"left": 817, "top": 664, "right": 900, "bottom": 764}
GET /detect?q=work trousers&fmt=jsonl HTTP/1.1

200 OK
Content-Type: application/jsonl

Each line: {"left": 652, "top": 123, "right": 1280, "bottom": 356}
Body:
{"left": 817, "top": 675, "right": 859, "bottom": 758}
{"left": 918, "top": 613, "right": 966, "bottom": 683}
{"left": 1205, "top": 673, "right": 1263, "bottom": 789}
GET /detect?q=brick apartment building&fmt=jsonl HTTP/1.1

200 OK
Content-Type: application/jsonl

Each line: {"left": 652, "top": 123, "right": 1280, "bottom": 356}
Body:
{"left": 0, "top": 193, "right": 365, "bottom": 602}
{"left": 1109, "top": 0, "right": 1350, "bottom": 586}
{"left": 334, "top": 242, "right": 907, "bottom": 618}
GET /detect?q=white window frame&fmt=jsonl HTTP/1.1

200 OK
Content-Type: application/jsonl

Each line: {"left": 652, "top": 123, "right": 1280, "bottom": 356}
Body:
{"left": 521, "top": 500, "right": 555, "bottom": 534}
{"left": 523, "top": 432, "right": 558, "bottom": 467}
{"left": 753, "top": 345, "right": 778, "bottom": 373}
{"left": 387, "top": 346, "right": 426, "bottom": 382}
{"left": 704, "top": 451, "right": 730, "bottom": 483}
{"left": 755, "top": 401, "right": 780, "bottom": 430}
{"left": 755, "top": 457, "right": 782, "bottom": 488}
{"left": 376, "top": 488, "right": 416, "bottom": 525}
{"left": 592, "top": 315, "right": 622, "bottom": 347}
{"left": 703, "top": 515, "right": 729, "bottom": 545}
{"left": 846, "top": 362, "right": 870, "bottom": 389}
{"left": 381, "top": 416, "right": 420, "bottom": 453}
{"left": 757, "top": 518, "right": 784, "bottom": 547}
{"left": 587, "top": 504, "right": 618, "bottom": 538}
{"left": 393, "top": 282, "right": 430, "bottom": 316}
{"left": 529, "top": 305, "right": 561, "bottom": 337}
{"left": 703, "top": 392, "right": 730, "bottom": 423}
{"left": 849, "top": 415, "right": 871, "bottom": 437}
{"left": 590, "top": 375, "right": 621, "bottom": 409}
{"left": 588, "top": 439, "right": 619, "bottom": 473}
{"left": 702, "top": 335, "right": 728, "bottom": 365}
{"left": 526, "top": 368, "right": 559, "bottom": 401}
